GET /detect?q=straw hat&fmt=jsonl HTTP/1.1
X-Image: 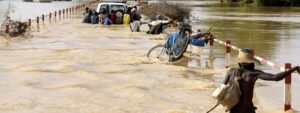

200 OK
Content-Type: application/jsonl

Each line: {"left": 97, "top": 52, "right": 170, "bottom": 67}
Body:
{"left": 237, "top": 49, "right": 256, "bottom": 63}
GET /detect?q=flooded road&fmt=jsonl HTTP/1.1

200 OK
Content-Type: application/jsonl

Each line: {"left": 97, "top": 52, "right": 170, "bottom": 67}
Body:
{"left": 0, "top": 15, "right": 226, "bottom": 112}
{"left": 0, "top": 0, "right": 300, "bottom": 113}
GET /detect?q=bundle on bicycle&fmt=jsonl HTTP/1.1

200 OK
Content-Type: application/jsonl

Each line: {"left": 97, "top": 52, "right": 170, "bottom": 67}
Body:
{"left": 147, "top": 22, "right": 212, "bottom": 62}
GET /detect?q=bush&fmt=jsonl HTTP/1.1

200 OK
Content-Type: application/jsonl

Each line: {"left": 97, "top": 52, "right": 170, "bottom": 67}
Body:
{"left": 140, "top": 1, "right": 191, "bottom": 21}
{"left": 290, "top": 0, "right": 300, "bottom": 6}
{"left": 257, "top": 0, "right": 300, "bottom": 6}
{"left": 1, "top": 20, "right": 29, "bottom": 37}
{"left": 258, "top": 0, "right": 289, "bottom": 6}
{"left": 8, "top": 21, "right": 29, "bottom": 37}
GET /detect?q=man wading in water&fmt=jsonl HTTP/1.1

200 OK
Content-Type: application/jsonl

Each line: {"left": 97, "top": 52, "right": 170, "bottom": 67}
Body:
{"left": 223, "top": 49, "right": 300, "bottom": 113}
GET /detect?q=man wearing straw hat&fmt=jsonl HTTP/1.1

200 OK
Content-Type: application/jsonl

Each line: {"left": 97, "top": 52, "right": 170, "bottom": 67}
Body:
{"left": 223, "top": 49, "right": 300, "bottom": 113}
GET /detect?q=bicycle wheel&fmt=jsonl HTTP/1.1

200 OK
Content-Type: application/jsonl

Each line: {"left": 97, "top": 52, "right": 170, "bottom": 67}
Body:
{"left": 147, "top": 44, "right": 169, "bottom": 61}
{"left": 170, "top": 31, "right": 190, "bottom": 61}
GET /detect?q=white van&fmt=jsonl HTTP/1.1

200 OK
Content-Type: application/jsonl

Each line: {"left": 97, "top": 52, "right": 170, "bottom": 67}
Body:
{"left": 101, "top": 0, "right": 127, "bottom": 3}
{"left": 96, "top": 2, "right": 127, "bottom": 14}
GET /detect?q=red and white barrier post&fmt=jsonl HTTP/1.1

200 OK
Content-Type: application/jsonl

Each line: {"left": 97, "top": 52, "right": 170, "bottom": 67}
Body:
{"left": 54, "top": 11, "right": 57, "bottom": 20}
{"left": 225, "top": 40, "right": 231, "bottom": 68}
{"left": 42, "top": 14, "right": 44, "bottom": 22}
{"left": 49, "top": 13, "right": 52, "bottom": 19}
{"left": 209, "top": 35, "right": 214, "bottom": 58}
{"left": 207, "top": 35, "right": 215, "bottom": 69}
{"left": 28, "top": 19, "right": 31, "bottom": 27}
{"left": 5, "top": 25, "right": 9, "bottom": 34}
{"left": 37, "top": 16, "right": 39, "bottom": 25}
{"left": 67, "top": 8, "right": 71, "bottom": 15}
{"left": 284, "top": 63, "right": 292, "bottom": 111}
{"left": 59, "top": 10, "right": 61, "bottom": 19}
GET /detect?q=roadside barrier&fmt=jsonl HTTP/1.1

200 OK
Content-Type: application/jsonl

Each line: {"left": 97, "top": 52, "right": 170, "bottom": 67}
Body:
{"left": 211, "top": 37, "right": 294, "bottom": 111}
{"left": 4, "top": 0, "right": 100, "bottom": 35}
{"left": 5, "top": 25, "right": 9, "bottom": 34}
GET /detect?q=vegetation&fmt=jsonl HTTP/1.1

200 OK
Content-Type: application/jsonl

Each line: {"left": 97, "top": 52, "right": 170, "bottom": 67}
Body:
{"left": 0, "top": 1, "right": 29, "bottom": 37}
{"left": 257, "top": 0, "right": 300, "bottom": 6}
{"left": 224, "top": 0, "right": 300, "bottom": 6}
{"left": 140, "top": 0, "right": 191, "bottom": 21}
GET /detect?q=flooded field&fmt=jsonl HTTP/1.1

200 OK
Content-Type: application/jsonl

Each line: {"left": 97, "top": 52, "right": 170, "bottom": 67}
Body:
{"left": 0, "top": 0, "right": 300, "bottom": 113}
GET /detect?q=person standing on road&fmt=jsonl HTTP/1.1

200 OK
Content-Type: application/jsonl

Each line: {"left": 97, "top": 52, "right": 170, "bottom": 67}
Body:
{"left": 222, "top": 49, "right": 300, "bottom": 113}
{"left": 130, "top": 8, "right": 141, "bottom": 32}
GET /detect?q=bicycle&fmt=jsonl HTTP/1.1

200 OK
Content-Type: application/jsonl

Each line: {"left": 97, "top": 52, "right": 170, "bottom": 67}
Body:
{"left": 147, "top": 30, "right": 190, "bottom": 62}
{"left": 147, "top": 25, "right": 214, "bottom": 62}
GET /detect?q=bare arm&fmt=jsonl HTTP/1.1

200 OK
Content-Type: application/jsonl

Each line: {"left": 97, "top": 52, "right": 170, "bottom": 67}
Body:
{"left": 257, "top": 66, "right": 299, "bottom": 81}
{"left": 223, "top": 68, "right": 235, "bottom": 84}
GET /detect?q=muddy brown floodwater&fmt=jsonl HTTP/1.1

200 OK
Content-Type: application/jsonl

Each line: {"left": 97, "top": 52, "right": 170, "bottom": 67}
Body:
{"left": 188, "top": 1, "right": 300, "bottom": 112}
{"left": 0, "top": 13, "right": 227, "bottom": 112}
{"left": 0, "top": 0, "right": 300, "bottom": 113}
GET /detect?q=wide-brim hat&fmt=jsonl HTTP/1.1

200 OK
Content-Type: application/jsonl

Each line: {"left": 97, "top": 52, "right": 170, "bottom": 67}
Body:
{"left": 237, "top": 49, "right": 257, "bottom": 63}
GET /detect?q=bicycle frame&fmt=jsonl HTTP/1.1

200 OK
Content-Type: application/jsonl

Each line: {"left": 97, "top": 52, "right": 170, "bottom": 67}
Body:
{"left": 156, "top": 30, "right": 189, "bottom": 60}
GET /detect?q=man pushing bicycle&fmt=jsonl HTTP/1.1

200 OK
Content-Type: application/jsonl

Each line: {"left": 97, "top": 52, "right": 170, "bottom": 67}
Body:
{"left": 165, "top": 22, "right": 211, "bottom": 61}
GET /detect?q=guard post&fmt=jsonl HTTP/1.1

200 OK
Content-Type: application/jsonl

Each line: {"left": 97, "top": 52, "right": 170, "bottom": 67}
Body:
{"left": 225, "top": 40, "right": 231, "bottom": 68}
{"left": 284, "top": 63, "right": 292, "bottom": 111}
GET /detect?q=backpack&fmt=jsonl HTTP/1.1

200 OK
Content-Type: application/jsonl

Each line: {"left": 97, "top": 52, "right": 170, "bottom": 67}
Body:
{"left": 208, "top": 68, "right": 241, "bottom": 112}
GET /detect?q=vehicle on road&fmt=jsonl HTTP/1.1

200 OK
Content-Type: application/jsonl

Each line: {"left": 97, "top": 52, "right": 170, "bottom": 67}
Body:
{"left": 96, "top": 2, "right": 127, "bottom": 14}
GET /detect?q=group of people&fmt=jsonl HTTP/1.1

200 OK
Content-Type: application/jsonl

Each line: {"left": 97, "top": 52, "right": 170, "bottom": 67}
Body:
{"left": 83, "top": 7, "right": 100, "bottom": 24}
{"left": 82, "top": 6, "right": 172, "bottom": 33}
{"left": 82, "top": 6, "right": 142, "bottom": 31}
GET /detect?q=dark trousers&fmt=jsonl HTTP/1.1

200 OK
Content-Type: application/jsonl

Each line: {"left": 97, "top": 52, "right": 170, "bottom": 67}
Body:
{"left": 230, "top": 105, "right": 256, "bottom": 113}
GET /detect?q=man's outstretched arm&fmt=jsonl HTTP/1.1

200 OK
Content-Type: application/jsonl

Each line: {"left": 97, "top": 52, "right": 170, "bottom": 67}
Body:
{"left": 257, "top": 66, "right": 300, "bottom": 81}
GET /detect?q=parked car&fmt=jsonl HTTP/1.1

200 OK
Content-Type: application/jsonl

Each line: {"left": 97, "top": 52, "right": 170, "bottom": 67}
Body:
{"left": 96, "top": 2, "right": 127, "bottom": 24}
{"left": 101, "top": 0, "right": 127, "bottom": 3}
{"left": 96, "top": 2, "right": 127, "bottom": 14}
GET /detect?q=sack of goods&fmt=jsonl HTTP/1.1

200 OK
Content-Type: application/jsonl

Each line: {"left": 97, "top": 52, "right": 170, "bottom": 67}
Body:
{"left": 212, "top": 69, "right": 241, "bottom": 110}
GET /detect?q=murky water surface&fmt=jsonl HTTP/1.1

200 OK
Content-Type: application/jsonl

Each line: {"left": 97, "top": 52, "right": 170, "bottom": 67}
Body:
{"left": 0, "top": 0, "right": 300, "bottom": 112}
{"left": 188, "top": 1, "right": 300, "bottom": 111}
